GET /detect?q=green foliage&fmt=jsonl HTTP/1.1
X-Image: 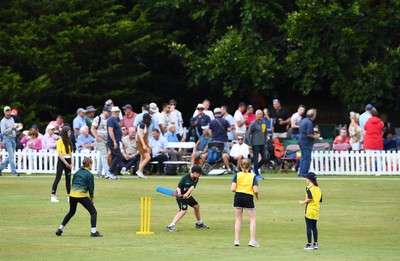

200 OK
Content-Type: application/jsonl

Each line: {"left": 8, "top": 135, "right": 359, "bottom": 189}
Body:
{"left": 0, "top": 0, "right": 165, "bottom": 126}
{"left": 285, "top": 0, "right": 400, "bottom": 108}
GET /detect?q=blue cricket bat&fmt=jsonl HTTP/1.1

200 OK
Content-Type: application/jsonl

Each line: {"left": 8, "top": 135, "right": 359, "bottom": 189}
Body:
{"left": 156, "top": 186, "right": 178, "bottom": 197}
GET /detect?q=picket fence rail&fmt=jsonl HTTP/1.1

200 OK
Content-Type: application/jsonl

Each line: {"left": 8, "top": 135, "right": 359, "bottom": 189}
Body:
{"left": 0, "top": 149, "right": 101, "bottom": 174}
{"left": 1, "top": 149, "right": 400, "bottom": 175}
{"left": 310, "top": 150, "right": 400, "bottom": 175}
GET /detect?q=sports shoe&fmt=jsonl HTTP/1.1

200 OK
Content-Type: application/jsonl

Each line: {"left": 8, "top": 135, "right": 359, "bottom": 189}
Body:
{"left": 256, "top": 174, "right": 264, "bottom": 180}
{"left": 51, "top": 196, "right": 59, "bottom": 203}
{"left": 55, "top": 229, "right": 63, "bottom": 236}
{"left": 313, "top": 243, "right": 319, "bottom": 249}
{"left": 97, "top": 174, "right": 104, "bottom": 178}
{"left": 166, "top": 225, "right": 178, "bottom": 232}
{"left": 90, "top": 231, "right": 103, "bottom": 237}
{"left": 136, "top": 171, "right": 148, "bottom": 179}
{"left": 234, "top": 240, "right": 240, "bottom": 246}
{"left": 195, "top": 222, "right": 209, "bottom": 229}
{"left": 11, "top": 172, "right": 20, "bottom": 176}
{"left": 248, "top": 240, "right": 260, "bottom": 248}
{"left": 304, "top": 244, "right": 314, "bottom": 250}
{"left": 120, "top": 167, "right": 130, "bottom": 176}
{"left": 105, "top": 171, "right": 118, "bottom": 180}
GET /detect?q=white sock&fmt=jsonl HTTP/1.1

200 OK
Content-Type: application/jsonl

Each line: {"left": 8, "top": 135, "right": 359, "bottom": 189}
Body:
{"left": 91, "top": 227, "right": 97, "bottom": 233}
{"left": 197, "top": 220, "right": 203, "bottom": 224}
{"left": 169, "top": 223, "right": 175, "bottom": 227}
{"left": 59, "top": 225, "right": 64, "bottom": 230}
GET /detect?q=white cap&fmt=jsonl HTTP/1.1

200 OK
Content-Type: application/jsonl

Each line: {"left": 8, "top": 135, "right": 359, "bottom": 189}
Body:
{"left": 111, "top": 106, "right": 120, "bottom": 112}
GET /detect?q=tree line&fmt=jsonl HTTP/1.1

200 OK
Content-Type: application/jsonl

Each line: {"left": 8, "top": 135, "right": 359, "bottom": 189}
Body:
{"left": 1, "top": 0, "right": 399, "bottom": 128}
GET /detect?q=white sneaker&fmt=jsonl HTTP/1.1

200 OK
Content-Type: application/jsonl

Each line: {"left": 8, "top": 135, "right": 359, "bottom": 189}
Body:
{"left": 136, "top": 171, "right": 147, "bottom": 179}
{"left": 120, "top": 167, "right": 127, "bottom": 175}
{"left": 248, "top": 240, "right": 260, "bottom": 248}
{"left": 234, "top": 240, "right": 240, "bottom": 246}
{"left": 51, "top": 196, "right": 59, "bottom": 203}
{"left": 106, "top": 171, "right": 118, "bottom": 180}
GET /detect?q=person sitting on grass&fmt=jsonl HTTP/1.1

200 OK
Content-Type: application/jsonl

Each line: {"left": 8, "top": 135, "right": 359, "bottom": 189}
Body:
{"left": 55, "top": 157, "right": 103, "bottom": 237}
{"left": 298, "top": 172, "right": 322, "bottom": 250}
{"left": 166, "top": 165, "right": 209, "bottom": 232}
{"left": 231, "top": 158, "right": 260, "bottom": 248}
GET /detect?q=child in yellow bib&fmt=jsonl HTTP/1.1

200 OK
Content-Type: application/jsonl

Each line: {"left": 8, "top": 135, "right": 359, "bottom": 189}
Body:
{"left": 231, "top": 159, "right": 259, "bottom": 248}
{"left": 299, "top": 172, "right": 322, "bottom": 250}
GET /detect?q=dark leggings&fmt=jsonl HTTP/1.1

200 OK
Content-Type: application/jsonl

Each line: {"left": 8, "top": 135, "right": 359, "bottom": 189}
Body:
{"left": 61, "top": 197, "right": 97, "bottom": 228}
{"left": 305, "top": 217, "right": 318, "bottom": 243}
{"left": 51, "top": 158, "right": 72, "bottom": 195}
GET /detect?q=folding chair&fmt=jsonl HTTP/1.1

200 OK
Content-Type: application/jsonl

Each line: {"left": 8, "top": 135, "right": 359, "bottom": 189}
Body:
{"left": 279, "top": 144, "right": 300, "bottom": 172}
{"left": 202, "top": 142, "right": 225, "bottom": 175}
{"left": 332, "top": 143, "right": 351, "bottom": 151}
{"left": 313, "top": 142, "right": 330, "bottom": 151}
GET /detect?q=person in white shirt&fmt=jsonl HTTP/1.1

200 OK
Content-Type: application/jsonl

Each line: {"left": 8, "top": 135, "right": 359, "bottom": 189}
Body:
{"left": 192, "top": 99, "right": 215, "bottom": 120}
{"left": 221, "top": 105, "right": 235, "bottom": 142}
{"left": 234, "top": 102, "right": 247, "bottom": 139}
{"left": 222, "top": 134, "right": 249, "bottom": 172}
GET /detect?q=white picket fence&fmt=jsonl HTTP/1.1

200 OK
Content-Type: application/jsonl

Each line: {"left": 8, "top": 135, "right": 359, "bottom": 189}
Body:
{"left": 0, "top": 149, "right": 101, "bottom": 174}
{"left": 310, "top": 150, "right": 400, "bottom": 175}
{"left": 1, "top": 149, "right": 400, "bottom": 175}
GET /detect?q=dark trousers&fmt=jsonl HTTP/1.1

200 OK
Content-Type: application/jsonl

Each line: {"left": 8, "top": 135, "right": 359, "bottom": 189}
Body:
{"left": 52, "top": 158, "right": 71, "bottom": 195}
{"left": 150, "top": 154, "right": 168, "bottom": 173}
{"left": 119, "top": 155, "right": 139, "bottom": 171}
{"left": 61, "top": 197, "right": 97, "bottom": 228}
{"left": 299, "top": 145, "right": 312, "bottom": 176}
{"left": 107, "top": 142, "right": 123, "bottom": 174}
{"left": 252, "top": 144, "right": 268, "bottom": 175}
{"left": 305, "top": 217, "right": 318, "bottom": 243}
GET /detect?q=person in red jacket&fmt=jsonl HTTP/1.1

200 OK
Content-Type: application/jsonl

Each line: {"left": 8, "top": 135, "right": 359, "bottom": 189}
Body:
{"left": 363, "top": 108, "right": 384, "bottom": 150}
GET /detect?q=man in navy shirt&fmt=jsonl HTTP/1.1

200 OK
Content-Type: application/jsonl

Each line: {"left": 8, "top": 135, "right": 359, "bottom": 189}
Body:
{"left": 106, "top": 106, "right": 123, "bottom": 180}
{"left": 209, "top": 107, "right": 231, "bottom": 153}
{"left": 298, "top": 109, "right": 319, "bottom": 177}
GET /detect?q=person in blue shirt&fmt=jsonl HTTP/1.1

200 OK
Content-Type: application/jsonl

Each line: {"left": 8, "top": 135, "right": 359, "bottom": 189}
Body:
{"left": 106, "top": 106, "right": 123, "bottom": 180}
{"left": 298, "top": 109, "right": 320, "bottom": 177}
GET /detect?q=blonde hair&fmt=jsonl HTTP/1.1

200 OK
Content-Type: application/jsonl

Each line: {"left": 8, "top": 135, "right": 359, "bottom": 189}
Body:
{"left": 349, "top": 111, "right": 359, "bottom": 121}
{"left": 240, "top": 158, "right": 252, "bottom": 171}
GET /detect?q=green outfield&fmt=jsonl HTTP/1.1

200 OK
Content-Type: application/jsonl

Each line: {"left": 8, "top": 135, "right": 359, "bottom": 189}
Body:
{"left": 0, "top": 174, "right": 399, "bottom": 261}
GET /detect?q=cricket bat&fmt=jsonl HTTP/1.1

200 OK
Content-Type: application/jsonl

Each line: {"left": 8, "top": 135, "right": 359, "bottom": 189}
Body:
{"left": 156, "top": 186, "right": 178, "bottom": 197}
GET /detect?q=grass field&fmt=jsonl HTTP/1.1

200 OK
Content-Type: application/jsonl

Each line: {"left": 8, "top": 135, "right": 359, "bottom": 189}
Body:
{"left": 0, "top": 173, "right": 399, "bottom": 261}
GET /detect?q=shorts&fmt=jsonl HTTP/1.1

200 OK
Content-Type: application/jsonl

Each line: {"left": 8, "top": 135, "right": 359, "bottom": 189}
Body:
{"left": 176, "top": 196, "right": 198, "bottom": 211}
{"left": 233, "top": 192, "right": 254, "bottom": 209}
{"left": 229, "top": 156, "right": 238, "bottom": 165}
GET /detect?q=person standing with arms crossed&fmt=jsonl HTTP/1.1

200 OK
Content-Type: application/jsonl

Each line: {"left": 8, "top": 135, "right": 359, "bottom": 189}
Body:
{"left": 0, "top": 106, "right": 18, "bottom": 176}
{"left": 106, "top": 106, "right": 123, "bottom": 180}
{"left": 298, "top": 172, "right": 322, "bottom": 250}
{"left": 51, "top": 126, "right": 74, "bottom": 202}
{"left": 231, "top": 158, "right": 260, "bottom": 247}
{"left": 55, "top": 157, "right": 103, "bottom": 237}
{"left": 298, "top": 109, "right": 319, "bottom": 177}
{"left": 166, "top": 165, "right": 209, "bottom": 232}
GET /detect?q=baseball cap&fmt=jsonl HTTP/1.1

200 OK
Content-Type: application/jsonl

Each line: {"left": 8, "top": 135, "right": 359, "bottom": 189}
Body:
{"left": 197, "top": 103, "right": 204, "bottom": 109}
{"left": 201, "top": 125, "right": 209, "bottom": 130}
{"left": 247, "top": 105, "right": 253, "bottom": 109}
{"left": 213, "top": 107, "right": 222, "bottom": 114}
{"left": 365, "top": 104, "right": 373, "bottom": 110}
{"left": 3, "top": 106, "right": 11, "bottom": 113}
{"left": 305, "top": 172, "right": 317, "bottom": 181}
{"left": 111, "top": 106, "right": 120, "bottom": 112}
{"left": 11, "top": 108, "right": 18, "bottom": 115}
{"left": 103, "top": 106, "right": 111, "bottom": 112}
{"left": 77, "top": 108, "right": 87, "bottom": 114}
{"left": 191, "top": 165, "right": 204, "bottom": 175}
{"left": 122, "top": 104, "right": 133, "bottom": 110}
{"left": 47, "top": 124, "right": 56, "bottom": 130}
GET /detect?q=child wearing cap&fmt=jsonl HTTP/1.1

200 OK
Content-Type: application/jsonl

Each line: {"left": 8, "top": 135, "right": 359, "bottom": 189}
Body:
{"left": 166, "top": 165, "right": 209, "bottom": 232}
{"left": 231, "top": 158, "right": 260, "bottom": 247}
{"left": 298, "top": 172, "right": 322, "bottom": 250}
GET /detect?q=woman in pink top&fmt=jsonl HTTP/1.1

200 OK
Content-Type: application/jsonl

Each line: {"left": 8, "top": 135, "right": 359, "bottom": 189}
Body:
{"left": 20, "top": 128, "right": 42, "bottom": 151}
{"left": 363, "top": 108, "right": 384, "bottom": 150}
